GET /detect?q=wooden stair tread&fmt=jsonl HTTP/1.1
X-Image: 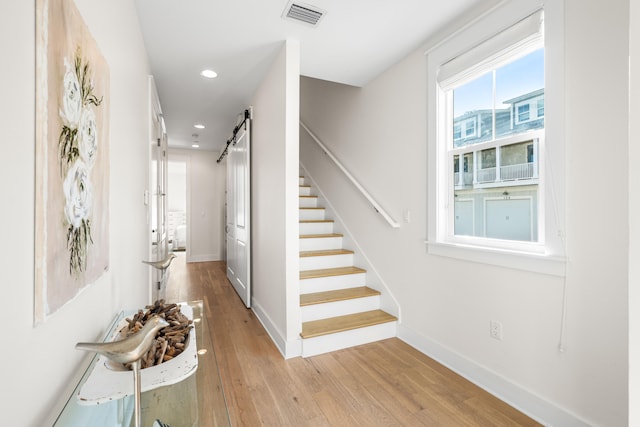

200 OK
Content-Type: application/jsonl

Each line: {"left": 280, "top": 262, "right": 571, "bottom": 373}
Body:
{"left": 299, "top": 195, "right": 318, "bottom": 198}
{"left": 300, "top": 249, "right": 354, "bottom": 257}
{"left": 300, "top": 310, "right": 397, "bottom": 339}
{"left": 300, "top": 233, "right": 343, "bottom": 239}
{"left": 299, "top": 207, "right": 325, "bottom": 210}
{"left": 300, "top": 219, "right": 334, "bottom": 224}
{"left": 300, "top": 266, "right": 365, "bottom": 280}
{"left": 300, "top": 286, "right": 380, "bottom": 306}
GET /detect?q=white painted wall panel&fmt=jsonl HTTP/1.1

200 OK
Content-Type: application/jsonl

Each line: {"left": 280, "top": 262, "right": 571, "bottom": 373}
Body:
{"left": 630, "top": 3, "right": 640, "bottom": 425}
{"left": 250, "top": 40, "right": 300, "bottom": 357}
{"left": 300, "top": 0, "right": 631, "bottom": 424}
{"left": 0, "top": 1, "right": 151, "bottom": 424}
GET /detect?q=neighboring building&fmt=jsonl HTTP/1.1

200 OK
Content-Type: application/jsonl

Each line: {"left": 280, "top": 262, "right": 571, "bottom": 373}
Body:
{"left": 452, "top": 89, "right": 543, "bottom": 241}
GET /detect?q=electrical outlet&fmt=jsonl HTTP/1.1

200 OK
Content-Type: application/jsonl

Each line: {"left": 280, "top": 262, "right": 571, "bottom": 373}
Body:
{"left": 490, "top": 320, "right": 503, "bottom": 340}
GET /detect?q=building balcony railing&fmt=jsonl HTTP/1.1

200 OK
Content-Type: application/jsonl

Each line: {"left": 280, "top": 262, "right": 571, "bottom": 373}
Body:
{"left": 454, "top": 171, "right": 474, "bottom": 186}
{"left": 457, "top": 162, "right": 536, "bottom": 188}
{"left": 477, "top": 167, "right": 497, "bottom": 183}
{"left": 500, "top": 162, "right": 535, "bottom": 181}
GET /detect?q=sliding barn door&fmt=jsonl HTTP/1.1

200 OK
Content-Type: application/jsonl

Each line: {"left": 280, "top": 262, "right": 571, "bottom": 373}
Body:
{"left": 226, "top": 118, "right": 251, "bottom": 307}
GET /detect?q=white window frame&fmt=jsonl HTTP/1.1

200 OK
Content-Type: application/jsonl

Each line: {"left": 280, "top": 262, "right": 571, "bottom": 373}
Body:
{"left": 426, "top": 0, "right": 566, "bottom": 276}
{"left": 516, "top": 103, "right": 531, "bottom": 123}
{"left": 454, "top": 124, "right": 462, "bottom": 140}
{"left": 464, "top": 118, "right": 476, "bottom": 137}
{"left": 515, "top": 95, "right": 545, "bottom": 124}
{"left": 537, "top": 97, "right": 545, "bottom": 118}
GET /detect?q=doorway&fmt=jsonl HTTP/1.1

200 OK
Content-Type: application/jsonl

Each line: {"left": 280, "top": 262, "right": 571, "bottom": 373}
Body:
{"left": 168, "top": 158, "right": 187, "bottom": 253}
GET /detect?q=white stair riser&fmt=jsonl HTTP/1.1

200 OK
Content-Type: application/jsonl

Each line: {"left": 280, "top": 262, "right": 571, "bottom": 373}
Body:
{"left": 300, "top": 208, "right": 325, "bottom": 221}
{"left": 299, "top": 197, "right": 319, "bottom": 208}
{"left": 301, "top": 295, "right": 381, "bottom": 322}
{"left": 299, "top": 221, "right": 334, "bottom": 235}
{"left": 300, "top": 253, "right": 354, "bottom": 270}
{"left": 300, "top": 273, "right": 366, "bottom": 294}
{"left": 299, "top": 177, "right": 305, "bottom": 185}
{"left": 299, "top": 236, "right": 343, "bottom": 251}
{"left": 299, "top": 186, "right": 312, "bottom": 196}
{"left": 301, "top": 321, "right": 397, "bottom": 358}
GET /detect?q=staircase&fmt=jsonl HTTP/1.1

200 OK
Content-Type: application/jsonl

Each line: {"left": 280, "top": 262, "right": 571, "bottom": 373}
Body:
{"left": 299, "top": 174, "right": 397, "bottom": 357}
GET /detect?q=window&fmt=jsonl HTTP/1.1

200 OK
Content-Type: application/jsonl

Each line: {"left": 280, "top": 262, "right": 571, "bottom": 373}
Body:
{"left": 427, "top": 3, "right": 566, "bottom": 275}
{"left": 447, "top": 44, "right": 544, "bottom": 244}
{"left": 465, "top": 120, "right": 476, "bottom": 137}
{"left": 454, "top": 124, "right": 461, "bottom": 140}
{"left": 537, "top": 98, "right": 545, "bottom": 118}
{"left": 517, "top": 104, "right": 531, "bottom": 123}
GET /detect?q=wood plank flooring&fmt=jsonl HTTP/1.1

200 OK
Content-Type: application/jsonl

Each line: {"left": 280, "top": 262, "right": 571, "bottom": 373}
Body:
{"left": 165, "top": 255, "right": 542, "bottom": 426}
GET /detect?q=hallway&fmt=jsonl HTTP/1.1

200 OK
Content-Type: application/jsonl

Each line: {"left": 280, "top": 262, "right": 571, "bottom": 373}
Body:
{"left": 165, "top": 255, "right": 541, "bottom": 426}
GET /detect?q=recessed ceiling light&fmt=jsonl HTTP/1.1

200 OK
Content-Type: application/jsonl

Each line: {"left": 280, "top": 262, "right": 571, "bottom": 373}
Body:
{"left": 192, "top": 143, "right": 200, "bottom": 148}
{"left": 200, "top": 69, "right": 217, "bottom": 79}
{"left": 194, "top": 124, "right": 205, "bottom": 129}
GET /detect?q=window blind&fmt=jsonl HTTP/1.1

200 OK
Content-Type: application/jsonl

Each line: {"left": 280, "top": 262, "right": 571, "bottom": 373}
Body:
{"left": 438, "top": 9, "right": 544, "bottom": 88}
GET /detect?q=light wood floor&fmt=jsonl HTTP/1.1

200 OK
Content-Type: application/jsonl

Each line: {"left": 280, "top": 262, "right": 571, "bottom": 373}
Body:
{"left": 165, "top": 255, "right": 542, "bottom": 426}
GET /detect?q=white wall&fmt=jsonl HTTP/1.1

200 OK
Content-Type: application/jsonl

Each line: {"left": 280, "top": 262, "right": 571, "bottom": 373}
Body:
{"left": 630, "top": 0, "right": 640, "bottom": 424}
{"left": 0, "top": 0, "right": 151, "bottom": 424}
{"left": 168, "top": 160, "right": 187, "bottom": 212}
{"left": 169, "top": 148, "right": 225, "bottom": 262}
{"left": 300, "top": 0, "right": 630, "bottom": 425}
{"left": 250, "top": 40, "right": 301, "bottom": 358}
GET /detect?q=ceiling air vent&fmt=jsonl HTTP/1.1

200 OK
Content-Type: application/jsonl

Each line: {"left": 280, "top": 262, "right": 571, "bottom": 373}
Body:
{"left": 282, "top": 1, "right": 326, "bottom": 26}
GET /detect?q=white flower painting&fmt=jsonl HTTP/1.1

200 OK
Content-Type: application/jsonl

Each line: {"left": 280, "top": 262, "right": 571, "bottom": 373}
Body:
{"left": 60, "top": 58, "right": 82, "bottom": 127}
{"left": 35, "top": 0, "right": 110, "bottom": 323}
{"left": 63, "top": 159, "right": 93, "bottom": 229}
{"left": 58, "top": 49, "right": 103, "bottom": 274}
{"left": 79, "top": 107, "right": 98, "bottom": 167}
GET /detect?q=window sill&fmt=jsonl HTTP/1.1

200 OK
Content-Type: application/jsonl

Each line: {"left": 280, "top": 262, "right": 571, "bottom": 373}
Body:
{"left": 425, "top": 240, "right": 566, "bottom": 276}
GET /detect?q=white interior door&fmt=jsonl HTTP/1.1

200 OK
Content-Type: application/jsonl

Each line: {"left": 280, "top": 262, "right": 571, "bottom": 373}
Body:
{"left": 226, "top": 116, "right": 251, "bottom": 307}
{"left": 149, "top": 77, "right": 169, "bottom": 301}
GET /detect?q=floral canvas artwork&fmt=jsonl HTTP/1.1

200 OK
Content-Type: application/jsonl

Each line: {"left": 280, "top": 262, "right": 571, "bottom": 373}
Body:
{"left": 35, "top": 0, "right": 110, "bottom": 323}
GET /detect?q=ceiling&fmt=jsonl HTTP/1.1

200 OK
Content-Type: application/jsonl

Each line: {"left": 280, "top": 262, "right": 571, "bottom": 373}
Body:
{"left": 134, "top": 0, "right": 484, "bottom": 152}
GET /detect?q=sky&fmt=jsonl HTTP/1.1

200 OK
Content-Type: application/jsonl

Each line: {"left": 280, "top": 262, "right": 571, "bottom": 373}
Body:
{"left": 453, "top": 48, "right": 544, "bottom": 117}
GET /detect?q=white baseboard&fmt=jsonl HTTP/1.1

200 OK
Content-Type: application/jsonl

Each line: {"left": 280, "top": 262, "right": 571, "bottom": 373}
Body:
{"left": 185, "top": 253, "right": 220, "bottom": 263}
{"left": 251, "top": 299, "right": 302, "bottom": 359}
{"left": 397, "top": 324, "right": 589, "bottom": 427}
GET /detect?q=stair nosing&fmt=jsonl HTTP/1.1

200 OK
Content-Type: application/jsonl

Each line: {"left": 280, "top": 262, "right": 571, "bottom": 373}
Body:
{"left": 300, "top": 233, "right": 343, "bottom": 239}
{"left": 300, "top": 266, "right": 365, "bottom": 280}
{"left": 300, "top": 286, "right": 380, "bottom": 306}
{"left": 300, "top": 310, "right": 397, "bottom": 339}
{"left": 300, "top": 249, "right": 354, "bottom": 258}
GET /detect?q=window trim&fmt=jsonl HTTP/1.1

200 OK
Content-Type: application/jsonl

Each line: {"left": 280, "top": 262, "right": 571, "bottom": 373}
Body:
{"left": 426, "top": 0, "right": 566, "bottom": 276}
{"left": 517, "top": 103, "right": 531, "bottom": 123}
{"left": 537, "top": 97, "right": 545, "bottom": 118}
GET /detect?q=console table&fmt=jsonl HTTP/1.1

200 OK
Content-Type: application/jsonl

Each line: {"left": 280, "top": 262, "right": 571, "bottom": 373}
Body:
{"left": 54, "top": 300, "right": 230, "bottom": 427}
